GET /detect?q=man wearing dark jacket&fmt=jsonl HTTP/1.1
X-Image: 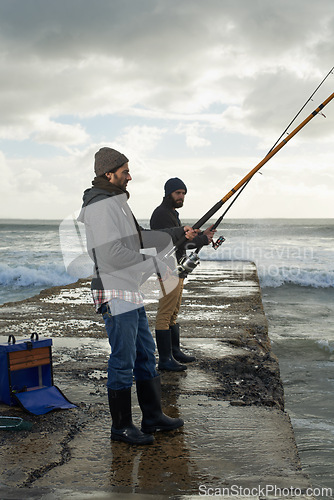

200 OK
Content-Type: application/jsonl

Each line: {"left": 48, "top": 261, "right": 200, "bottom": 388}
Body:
{"left": 78, "top": 148, "right": 197, "bottom": 445}
{"left": 150, "top": 177, "right": 215, "bottom": 372}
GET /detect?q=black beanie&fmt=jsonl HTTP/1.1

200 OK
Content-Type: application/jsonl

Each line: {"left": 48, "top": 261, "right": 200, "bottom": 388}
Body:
{"left": 164, "top": 177, "right": 187, "bottom": 197}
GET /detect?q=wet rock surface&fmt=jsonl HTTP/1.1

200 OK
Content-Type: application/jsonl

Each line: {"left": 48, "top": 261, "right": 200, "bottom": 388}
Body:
{"left": 0, "top": 261, "right": 312, "bottom": 499}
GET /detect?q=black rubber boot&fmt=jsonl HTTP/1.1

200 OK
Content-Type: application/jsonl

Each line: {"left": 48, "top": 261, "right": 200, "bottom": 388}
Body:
{"left": 108, "top": 388, "right": 154, "bottom": 445}
{"left": 155, "top": 329, "right": 187, "bottom": 371}
{"left": 136, "top": 375, "right": 184, "bottom": 434}
{"left": 170, "top": 323, "right": 196, "bottom": 363}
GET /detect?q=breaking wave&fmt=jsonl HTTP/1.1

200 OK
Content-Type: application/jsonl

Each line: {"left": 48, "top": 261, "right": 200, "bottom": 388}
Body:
{"left": 0, "top": 262, "right": 73, "bottom": 289}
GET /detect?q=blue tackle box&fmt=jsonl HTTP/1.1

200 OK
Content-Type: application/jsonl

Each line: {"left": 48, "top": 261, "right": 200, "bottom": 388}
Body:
{"left": 0, "top": 333, "right": 76, "bottom": 415}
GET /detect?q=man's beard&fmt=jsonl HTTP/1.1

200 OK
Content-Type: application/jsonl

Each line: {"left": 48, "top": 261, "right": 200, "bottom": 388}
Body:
{"left": 172, "top": 199, "right": 183, "bottom": 208}
{"left": 113, "top": 173, "right": 127, "bottom": 191}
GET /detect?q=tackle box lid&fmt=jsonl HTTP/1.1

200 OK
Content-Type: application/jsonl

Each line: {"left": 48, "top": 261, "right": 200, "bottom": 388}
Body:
{"left": 14, "top": 386, "right": 76, "bottom": 415}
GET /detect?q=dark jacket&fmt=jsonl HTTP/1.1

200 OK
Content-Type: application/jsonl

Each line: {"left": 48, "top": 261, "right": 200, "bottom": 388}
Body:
{"left": 150, "top": 197, "right": 208, "bottom": 262}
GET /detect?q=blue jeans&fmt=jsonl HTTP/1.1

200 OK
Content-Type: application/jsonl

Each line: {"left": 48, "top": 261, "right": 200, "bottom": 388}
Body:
{"left": 101, "top": 301, "right": 158, "bottom": 390}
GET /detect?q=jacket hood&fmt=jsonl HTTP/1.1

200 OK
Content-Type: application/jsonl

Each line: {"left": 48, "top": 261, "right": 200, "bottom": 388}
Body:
{"left": 78, "top": 184, "right": 128, "bottom": 224}
{"left": 81, "top": 187, "right": 112, "bottom": 207}
{"left": 81, "top": 177, "right": 130, "bottom": 208}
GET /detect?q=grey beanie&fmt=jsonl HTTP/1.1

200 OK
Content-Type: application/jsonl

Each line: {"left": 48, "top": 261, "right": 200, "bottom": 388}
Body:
{"left": 94, "top": 147, "right": 129, "bottom": 176}
{"left": 164, "top": 177, "right": 187, "bottom": 197}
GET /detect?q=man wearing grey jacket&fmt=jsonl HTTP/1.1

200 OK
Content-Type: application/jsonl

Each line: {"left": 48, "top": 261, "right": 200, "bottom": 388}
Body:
{"left": 78, "top": 147, "right": 196, "bottom": 445}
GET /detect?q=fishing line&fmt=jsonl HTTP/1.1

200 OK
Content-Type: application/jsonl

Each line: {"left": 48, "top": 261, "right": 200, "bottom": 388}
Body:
{"left": 267, "top": 66, "right": 334, "bottom": 155}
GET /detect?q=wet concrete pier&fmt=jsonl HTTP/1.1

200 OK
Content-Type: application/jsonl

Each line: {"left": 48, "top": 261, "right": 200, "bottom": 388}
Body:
{"left": 0, "top": 261, "right": 314, "bottom": 499}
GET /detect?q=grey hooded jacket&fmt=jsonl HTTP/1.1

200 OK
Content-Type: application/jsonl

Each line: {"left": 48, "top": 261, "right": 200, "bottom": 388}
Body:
{"left": 78, "top": 186, "right": 184, "bottom": 293}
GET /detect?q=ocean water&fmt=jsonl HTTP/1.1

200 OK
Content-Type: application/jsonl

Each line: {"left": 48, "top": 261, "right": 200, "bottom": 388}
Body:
{"left": 0, "top": 220, "right": 73, "bottom": 305}
{"left": 0, "top": 218, "right": 333, "bottom": 494}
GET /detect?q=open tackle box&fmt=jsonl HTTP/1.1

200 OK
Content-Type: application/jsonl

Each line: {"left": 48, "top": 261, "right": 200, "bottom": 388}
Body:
{"left": 0, "top": 333, "right": 76, "bottom": 415}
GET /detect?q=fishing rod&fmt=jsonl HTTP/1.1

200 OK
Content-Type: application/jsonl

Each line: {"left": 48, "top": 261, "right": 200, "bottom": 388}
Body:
{"left": 209, "top": 65, "right": 334, "bottom": 239}
{"left": 171, "top": 89, "right": 334, "bottom": 276}
{"left": 211, "top": 66, "right": 334, "bottom": 239}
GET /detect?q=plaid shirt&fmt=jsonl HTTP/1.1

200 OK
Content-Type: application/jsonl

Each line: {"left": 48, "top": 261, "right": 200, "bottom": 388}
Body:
{"left": 91, "top": 289, "right": 144, "bottom": 312}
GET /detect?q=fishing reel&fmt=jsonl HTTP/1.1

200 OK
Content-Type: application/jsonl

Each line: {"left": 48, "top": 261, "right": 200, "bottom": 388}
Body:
{"left": 212, "top": 235, "right": 226, "bottom": 250}
{"left": 176, "top": 251, "right": 201, "bottom": 277}
{"left": 175, "top": 235, "right": 226, "bottom": 277}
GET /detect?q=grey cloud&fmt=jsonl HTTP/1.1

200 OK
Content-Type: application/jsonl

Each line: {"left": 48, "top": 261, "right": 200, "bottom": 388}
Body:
{"left": 0, "top": 0, "right": 333, "bottom": 142}
{"left": 2, "top": 0, "right": 331, "bottom": 63}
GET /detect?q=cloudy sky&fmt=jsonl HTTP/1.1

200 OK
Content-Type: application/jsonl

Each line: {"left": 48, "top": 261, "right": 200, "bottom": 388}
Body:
{"left": 0, "top": 0, "right": 333, "bottom": 221}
